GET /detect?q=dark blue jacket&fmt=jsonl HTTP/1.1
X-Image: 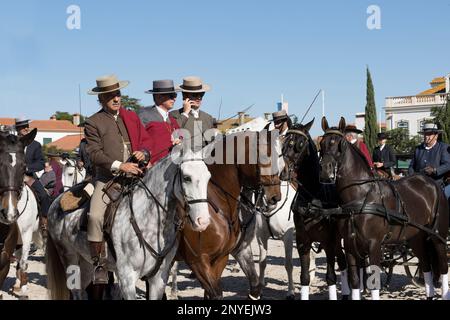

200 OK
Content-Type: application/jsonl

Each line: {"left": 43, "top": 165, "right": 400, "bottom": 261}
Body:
{"left": 408, "top": 141, "right": 450, "bottom": 186}
{"left": 25, "top": 140, "right": 45, "bottom": 174}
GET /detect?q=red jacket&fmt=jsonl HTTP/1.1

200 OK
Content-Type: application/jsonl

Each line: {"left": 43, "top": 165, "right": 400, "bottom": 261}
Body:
{"left": 145, "top": 117, "right": 180, "bottom": 164}
{"left": 118, "top": 108, "right": 153, "bottom": 154}
{"left": 356, "top": 140, "right": 374, "bottom": 168}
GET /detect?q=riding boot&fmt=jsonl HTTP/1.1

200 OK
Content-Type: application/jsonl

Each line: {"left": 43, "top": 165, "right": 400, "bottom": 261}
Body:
{"left": 89, "top": 241, "right": 109, "bottom": 285}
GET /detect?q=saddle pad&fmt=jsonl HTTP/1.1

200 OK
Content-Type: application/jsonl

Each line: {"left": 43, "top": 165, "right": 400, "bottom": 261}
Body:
{"left": 60, "top": 182, "right": 91, "bottom": 213}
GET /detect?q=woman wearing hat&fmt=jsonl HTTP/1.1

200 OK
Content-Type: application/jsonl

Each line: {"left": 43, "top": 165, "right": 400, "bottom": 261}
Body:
{"left": 372, "top": 132, "right": 397, "bottom": 176}
{"left": 408, "top": 123, "right": 450, "bottom": 199}
{"left": 344, "top": 125, "right": 374, "bottom": 168}
{"left": 137, "top": 80, "right": 182, "bottom": 164}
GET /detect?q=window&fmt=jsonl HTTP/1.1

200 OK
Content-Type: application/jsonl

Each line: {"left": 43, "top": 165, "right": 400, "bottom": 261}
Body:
{"left": 397, "top": 120, "right": 409, "bottom": 129}
{"left": 43, "top": 138, "right": 52, "bottom": 145}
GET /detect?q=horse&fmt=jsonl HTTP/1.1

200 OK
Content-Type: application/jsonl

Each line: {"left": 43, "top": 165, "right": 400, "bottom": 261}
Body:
{"left": 320, "top": 116, "right": 449, "bottom": 300}
{"left": 61, "top": 158, "right": 86, "bottom": 191}
{"left": 281, "top": 119, "right": 349, "bottom": 300}
{"left": 173, "top": 129, "right": 282, "bottom": 300}
{"left": 46, "top": 144, "right": 213, "bottom": 300}
{"left": 0, "top": 129, "right": 43, "bottom": 299}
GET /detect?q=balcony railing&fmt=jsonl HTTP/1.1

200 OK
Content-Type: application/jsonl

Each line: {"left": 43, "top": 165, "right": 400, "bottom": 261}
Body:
{"left": 385, "top": 93, "right": 448, "bottom": 109}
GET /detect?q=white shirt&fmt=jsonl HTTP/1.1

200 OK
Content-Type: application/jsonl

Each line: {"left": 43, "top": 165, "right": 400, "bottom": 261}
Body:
{"left": 380, "top": 144, "right": 385, "bottom": 151}
{"left": 425, "top": 141, "right": 437, "bottom": 150}
{"left": 156, "top": 105, "right": 169, "bottom": 122}
{"left": 350, "top": 138, "right": 357, "bottom": 145}
{"left": 183, "top": 109, "right": 200, "bottom": 119}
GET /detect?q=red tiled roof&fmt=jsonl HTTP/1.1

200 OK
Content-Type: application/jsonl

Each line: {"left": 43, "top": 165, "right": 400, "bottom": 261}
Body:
{"left": 418, "top": 83, "right": 446, "bottom": 95}
{"left": 30, "top": 120, "right": 80, "bottom": 132}
{"left": 0, "top": 118, "right": 15, "bottom": 126}
{"left": 47, "top": 134, "right": 84, "bottom": 151}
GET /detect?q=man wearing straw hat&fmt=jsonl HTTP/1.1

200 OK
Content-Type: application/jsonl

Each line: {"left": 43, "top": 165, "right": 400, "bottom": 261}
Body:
{"left": 137, "top": 80, "right": 182, "bottom": 164}
{"left": 272, "top": 110, "right": 292, "bottom": 137}
{"left": 85, "top": 74, "right": 152, "bottom": 284}
{"left": 409, "top": 123, "right": 450, "bottom": 199}
{"left": 170, "top": 76, "right": 215, "bottom": 151}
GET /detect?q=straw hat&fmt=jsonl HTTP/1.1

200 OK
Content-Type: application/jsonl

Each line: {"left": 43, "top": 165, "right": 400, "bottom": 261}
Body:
{"left": 87, "top": 74, "right": 129, "bottom": 95}
{"left": 418, "top": 123, "right": 443, "bottom": 134}
{"left": 179, "top": 76, "right": 211, "bottom": 93}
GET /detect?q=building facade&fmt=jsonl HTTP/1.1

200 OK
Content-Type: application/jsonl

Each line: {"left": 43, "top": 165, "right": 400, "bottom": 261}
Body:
{"left": 384, "top": 74, "right": 450, "bottom": 137}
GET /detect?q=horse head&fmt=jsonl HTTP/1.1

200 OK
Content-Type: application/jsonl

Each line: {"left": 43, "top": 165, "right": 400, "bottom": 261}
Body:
{"left": 174, "top": 146, "right": 212, "bottom": 232}
{"left": 0, "top": 129, "right": 36, "bottom": 224}
{"left": 319, "top": 116, "right": 347, "bottom": 183}
{"left": 281, "top": 118, "right": 315, "bottom": 180}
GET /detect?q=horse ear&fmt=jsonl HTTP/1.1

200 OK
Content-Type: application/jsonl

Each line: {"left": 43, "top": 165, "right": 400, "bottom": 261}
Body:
{"left": 321, "top": 117, "right": 329, "bottom": 132}
{"left": 304, "top": 118, "right": 315, "bottom": 133}
{"left": 19, "top": 128, "right": 37, "bottom": 147}
{"left": 338, "top": 117, "right": 346, "bottom": 132}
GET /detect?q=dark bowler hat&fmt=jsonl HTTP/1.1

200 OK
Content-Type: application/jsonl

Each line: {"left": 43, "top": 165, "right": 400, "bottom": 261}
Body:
{"left": 418, "top": 123, "right": 443, "bottom": 135}
{"left": 377, "top": 132, "right": 388, "bottom": 140}
{"left": 145, "top": 80, "right": 181, "bottom": 95}
{"left": 344, "top": 125, "right": 362, "bottom": 134}
{"left": 15, "top": 117, "right": 30, "bottom": 129}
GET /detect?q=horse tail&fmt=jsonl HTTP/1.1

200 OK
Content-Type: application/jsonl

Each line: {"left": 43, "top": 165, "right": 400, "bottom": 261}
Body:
{"left": 46, "top": 234, "right": 70, "bottom": 300}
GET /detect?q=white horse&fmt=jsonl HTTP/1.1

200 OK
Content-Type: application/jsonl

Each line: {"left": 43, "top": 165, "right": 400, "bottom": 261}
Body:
{"left": 46, "top": 146, "right": 212, "bottom": 300}
{"left": 0, "top": 130, "right": 43, "bottom": 299}
{"left": 61, "top": 158, "right": 86, "bottom": 191}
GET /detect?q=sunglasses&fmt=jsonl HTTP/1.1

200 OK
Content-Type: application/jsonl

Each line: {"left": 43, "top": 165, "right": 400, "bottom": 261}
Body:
{"left": 157, "top": 93, "right": 177, "bottom": 99}
{"left": 185, "top": 93, "right": 205, "bottom": 100}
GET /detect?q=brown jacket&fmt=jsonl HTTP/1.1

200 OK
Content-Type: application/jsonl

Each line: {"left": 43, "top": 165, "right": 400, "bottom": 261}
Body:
{"left": 84, "top": 109, "right": 139, "bottom": 181}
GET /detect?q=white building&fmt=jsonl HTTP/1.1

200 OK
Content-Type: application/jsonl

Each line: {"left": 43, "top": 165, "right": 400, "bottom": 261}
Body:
{"left": 384, "top": 74, "right": 450, "bottom": 137}
{"left": 0, "top": 114, "right": 82, "bottom": 146}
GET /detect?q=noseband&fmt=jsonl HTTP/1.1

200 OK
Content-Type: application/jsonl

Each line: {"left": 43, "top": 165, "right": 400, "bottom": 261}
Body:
{"left": 177, "top": 158, "right": 211, "bottom": 209}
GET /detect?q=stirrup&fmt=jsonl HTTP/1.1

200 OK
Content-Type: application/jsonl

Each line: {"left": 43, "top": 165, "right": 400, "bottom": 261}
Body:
{"left": 93, "top": 265, "right": 109, "bottom": 285}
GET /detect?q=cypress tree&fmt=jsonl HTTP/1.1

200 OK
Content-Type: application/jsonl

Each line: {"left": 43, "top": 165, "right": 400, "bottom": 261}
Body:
{"left": 364, "top": 67, "right": 378, "bottom": 152}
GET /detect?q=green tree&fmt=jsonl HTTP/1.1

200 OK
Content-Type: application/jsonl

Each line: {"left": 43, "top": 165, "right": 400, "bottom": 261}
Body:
{"left": 121, "top": 95, "right": 143, "bottom": 112}
{"left": 54, "top": 111, "right": 85, "bottom": 125}
{"left": 431, "top": 95, "right": 450, "bottom": 144}
{"left": 364, "top": 67, "right": 378, "bottom": 153}
{"left": 386, "top": 128, "right": 421, "bottom": 154}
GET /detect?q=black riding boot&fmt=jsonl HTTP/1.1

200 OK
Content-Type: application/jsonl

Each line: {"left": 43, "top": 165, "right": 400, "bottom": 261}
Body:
{"left": 30, "top": 180, "right": 51, "bottom": 217}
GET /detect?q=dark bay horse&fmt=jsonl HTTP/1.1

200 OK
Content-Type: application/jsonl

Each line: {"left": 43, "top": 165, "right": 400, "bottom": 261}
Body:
{"left": 281, "top": 119, "right": 349, "bottom": 300}
{"left": 320, "top": 116, "right": 449, "bottom": 300}
{"left": 175, "top": 129, "right": 282, "bottom": 299}
{"left": 0, "top": 130, "right": 37, "bottom": 298}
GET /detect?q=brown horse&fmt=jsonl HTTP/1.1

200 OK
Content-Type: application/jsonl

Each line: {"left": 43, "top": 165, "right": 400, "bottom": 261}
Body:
{"left": 281, "top": 119, "right": 348, "bottom": 300}
{"left": 0, "top": 130, "right": 37, "bottom": 297}
{"left": 175, "top": 129, "right": 282, "bottom": 299}
{"left": 320, "top": 117, "right": 449, "bottom": 300}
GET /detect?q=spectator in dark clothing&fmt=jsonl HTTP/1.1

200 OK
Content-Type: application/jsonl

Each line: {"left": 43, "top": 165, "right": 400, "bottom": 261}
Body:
{"left": 372, "top": 132, "right": 397, "bottom": 176}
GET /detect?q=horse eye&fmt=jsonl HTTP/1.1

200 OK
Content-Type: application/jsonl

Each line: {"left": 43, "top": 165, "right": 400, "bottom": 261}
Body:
{"left": 183, "top": 176, "right": 192, "bottom": 183}
{"left": 289, "top": 141, "right": 294, "bottom": 146}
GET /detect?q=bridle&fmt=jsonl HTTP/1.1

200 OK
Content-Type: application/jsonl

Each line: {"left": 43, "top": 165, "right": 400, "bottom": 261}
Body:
{"left": 63, "top": 159, "right": 83, "bottom": 188}
{"left": 320, "top": 130, "right": 346, "bottom": 184}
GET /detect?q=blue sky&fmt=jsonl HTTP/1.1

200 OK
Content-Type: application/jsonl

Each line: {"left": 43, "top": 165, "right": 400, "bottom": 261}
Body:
{"left": 1, "top": 0, "right": 449, "bottom": 136}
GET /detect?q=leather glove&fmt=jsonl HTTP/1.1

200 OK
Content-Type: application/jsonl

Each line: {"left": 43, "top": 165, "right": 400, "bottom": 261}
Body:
{"left": 424, "top": 166, "right": 436, "bottom": 176}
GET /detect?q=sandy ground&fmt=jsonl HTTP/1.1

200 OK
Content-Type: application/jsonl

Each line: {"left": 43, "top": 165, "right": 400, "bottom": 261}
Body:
{"left": 0, "top": 237, "right": 443, "bottom": 300}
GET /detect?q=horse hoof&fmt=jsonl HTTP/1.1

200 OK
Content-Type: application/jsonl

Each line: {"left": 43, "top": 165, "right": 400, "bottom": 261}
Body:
{"left": 341, "top": 295, "right": 349, "bottom": 300}
{"left": 286, "top": 294, "right": 295, "bottom": 300}
{"left": 18, "top": 295, "right": 29, "bottom": 300}
{"left": 248, "top": 294, "right": 260, "bottom": 300}
{"left": 231, "top": 268, "right": 240, "bottom": 274}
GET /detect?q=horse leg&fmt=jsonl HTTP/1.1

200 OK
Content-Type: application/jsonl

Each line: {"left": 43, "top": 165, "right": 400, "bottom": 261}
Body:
{"left": 323, "top": 242, "right": 338, "bottom": 300}
{"left": 345, "top": 250, "right": 361, "bottom": 300}
{"left": 429, "top": 238, "right": 449, "bottom": 300}
{"left": 190, "top": 257, "right": 222, "bottom": 300}
{"left": 410, "top": 235, "right": 434, "bottom": 299}
{"left": 298, "top": 243, "right": 312, "bottom": 300}
{"left": 0, "top": 224, "right": 18, "bottom": 299}
{"left": 232, "top": 243, "right": 261, "bottom": 300}
{"left": 115, "top": 266, "right": 139, "bottom": 300}
{"left": 283, "top": 229, "right": 295, "bottom": 300}
{"left": 14, "top": 229, "right": 33, "bottom": 298}
{"left": 367, "top": 241, "right": 383, "bottom": 300}
{"left": 336, "top": 244, "right": 350, "bottom": 299}
{"left": 257, "top": 232, "right": 269, "bottom": 290}
{"left": 169, "top": 261, "right": 179, "bottom": 299}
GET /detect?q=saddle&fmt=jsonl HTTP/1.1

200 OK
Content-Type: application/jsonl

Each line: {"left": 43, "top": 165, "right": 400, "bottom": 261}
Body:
{"left": 60, "top": 181, "right": 92, "bottom": 213}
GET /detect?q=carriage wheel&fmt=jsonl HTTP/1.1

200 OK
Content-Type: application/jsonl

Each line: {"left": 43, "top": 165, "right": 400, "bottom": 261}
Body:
{"left": 403, "top": 255, "right": 423, "bottom": 288}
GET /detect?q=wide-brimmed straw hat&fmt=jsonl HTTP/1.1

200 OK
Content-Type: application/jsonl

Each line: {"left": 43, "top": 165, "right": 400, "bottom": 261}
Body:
{"left": 418, "top": 123, "right": 443, "bottom": 134}
{"left": 179, "top": 76, "right": 211, "bottom": 93}
{"left": 145, "top": 80, "right": 181, "bottom": 94}
{"left": 87, "top": 74, "right": 129, "bottom": 95}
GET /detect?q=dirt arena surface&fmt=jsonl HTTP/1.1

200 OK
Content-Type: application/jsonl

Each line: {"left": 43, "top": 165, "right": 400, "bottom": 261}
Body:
{"left": 0, "top": 238, "right": 442, "bottom": 300}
